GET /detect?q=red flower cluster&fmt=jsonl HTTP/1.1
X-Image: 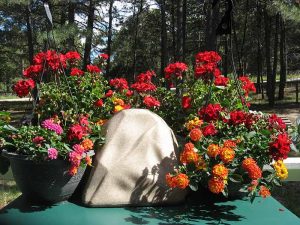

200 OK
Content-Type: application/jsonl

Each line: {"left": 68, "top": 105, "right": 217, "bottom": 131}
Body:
{"left": 202, "top": 123, "right": 217, "bottom": 136}
{"left": 182, "top": 96, "right": 192, "bottom": 109}
{"left": 198, "top": 104, "right": 222, "bottom": 122}
{"left": 194, "top": 51, "right": 222, "bottom": 79}
{"left": 23, "top": 65, "right": 43, "bottom": 79}
{"left": 12, "top": 79, "right": 35, "bottom": 97}
{"left": 238, "top": 76, "right": 256, "bottom": 96}
{"left": 164, "top": 62, "right": 188, "bottom": 79}
{"left": 70, "top": 68, "right": 84, "bottom": 76}
{"left": 34, "top": 50, "right": 67, "bottom": 71}
{"left": 131, "top": 70, "right": 157, "bottom": 93}
{"left": 67, "top": 124, "right": 88, "bottom": 141}
{"left": 143, "top": 96, "right": 160, "bottom": 108}
{"left": 229, "top": 110, "right": 247, "bottom": 125}
{"left": 65, "top": 51, "right": 81, "bottom": 62}
{"left": 269, "top": 133, "right": 291, "bottom": 160}
{"left": 99, "top": 53, "right": 109, "bottom": 60}
{"left": 214, "top": 75, "right": 229, "bottom": 86}
{"left": 94, "top": 99, "right": 104, "bottom": 107}
{"left": 87, "top": 65, "right": 101, "bottom": 73}
{"left": 109, "top": 78, "right": 129, "bottom": 90}
{"left": 268, "top": 114, "right": 286, "bottom": 131}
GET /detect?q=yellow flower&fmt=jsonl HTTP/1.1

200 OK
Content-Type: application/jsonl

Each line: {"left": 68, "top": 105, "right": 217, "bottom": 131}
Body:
{"left": 274, "top": 160, "right": 288, "bottom": 180}
{"left": 96, "top": 119, "right": 107, "bottom": 126}
{"left": 185, "top": 117, "right": 203, "bottom": 131}
{"left": 113, "top": 98, "right": 125, "bottom": 106}
{"left": 114, "top": 105, "right": 124, "bottom": 112}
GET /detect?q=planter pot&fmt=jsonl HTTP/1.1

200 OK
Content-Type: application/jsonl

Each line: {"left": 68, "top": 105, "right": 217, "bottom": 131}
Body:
{"left": 2, "top": 150, "right": 86, "bottom": 204}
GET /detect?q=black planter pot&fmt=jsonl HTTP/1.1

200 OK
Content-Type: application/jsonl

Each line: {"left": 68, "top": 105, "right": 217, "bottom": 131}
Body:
{"left": 2, "top": 150, "right": 86, "bottom": 204}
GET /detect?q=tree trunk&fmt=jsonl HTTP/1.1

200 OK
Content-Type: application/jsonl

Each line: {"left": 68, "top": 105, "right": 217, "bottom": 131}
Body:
{"left": 171, "top": 0, "right": 176, "bottom": 61}
{"left": 182, "top": 0, "right": 187, "bottom": 61}
{"left": 176, "top": 0, "right": 182, "bottom": 60}
{"left": 278, "top": 16, "right": 287, "bottom": 100}
{"left": 67, "top": 1, "right": 76, "bottom": 50}
{"left": 83, "top": 0, "right": 95, "bottom": 70}
{"left": 264, "top": 10, "right": 272, "bottom": 104}
{"left": 256, "top": 1, "right": 262, "bottom": 94}
{"left": 60, "top": 2, "right": 67, "bottom": 26}
{"left": 159, "top": 0, "right": 168, "bottom": 77}
{"left": 205, "top": 1, "right": 219, "bottom": 51}
{"left": 132, "top": 0, "right": 143, "bottom": 80}
{"left": 240, "top": 0, "right": 249, "bottom": 74}
{"left": 106, "top": 0, "right": 114, "bottom": 77}
{"left": 224, "top": 36, "right": 228, "bottom": 77}
{"left": 271, "top": 13, "right": 279, "bottom": 103}
{"left": 26, "top": 6, "right": 34, "bottom": 65}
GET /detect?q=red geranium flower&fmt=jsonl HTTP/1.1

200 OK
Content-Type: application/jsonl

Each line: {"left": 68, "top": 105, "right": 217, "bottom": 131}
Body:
{"left": 269, "top": 133, "right": 291, "bottom": 160}
{"left": 239, "top": 76, "right": 256, "bottom": 96}
{"left": 109, "top": 78, "right": 129, "bottom": 90}
{"left": 182, "top": 96, "right": 192, "bottom": 109}
{"left": 67, "top": 124, "right": 88, "bottom": 141}
{"left": 143, "top": 96, "right": 160, "bottom": 108}
{"left": 70, "top": 68, "right": 84, "bottom": 76}
{"left": 87, "top": 65, "right": 101, "bottom": 73}
{"left": 99, "top": 53, "right": 109, "bottom": 60}
{"left": 198, "top": 104, "right": 222, "bottom": 122}
{"left": 214, "top": 75, "right": 229, "bottom": 86}
{"left": 94, "top": 99, "right": 104, "bottom": 107}
{"left": 12, "top": 79, "right": 35, "bottom": 97}
{"left": 202, "top": 123, "right": 217, "bottom": 136}
{"left": 164, "top": 62, "right": 188, "bottom": 79}
{"left": 229, "top": 110, "right": 247, "bottom": 125}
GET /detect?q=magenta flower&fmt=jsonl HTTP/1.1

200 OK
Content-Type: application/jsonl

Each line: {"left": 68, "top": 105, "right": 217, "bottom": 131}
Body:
{"left": 41, "top": 119, "right": 63, "bottom": 135}
{"left": 48, "top": 148, "right": 58, "bottom": 160}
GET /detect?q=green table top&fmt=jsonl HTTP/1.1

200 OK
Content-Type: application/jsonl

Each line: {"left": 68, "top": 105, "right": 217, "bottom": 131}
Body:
{"left": 0, "top": 195, "right": 299, "bottom": 225}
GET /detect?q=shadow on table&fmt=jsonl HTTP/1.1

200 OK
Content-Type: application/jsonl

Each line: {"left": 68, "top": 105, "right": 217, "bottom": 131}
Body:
{"left": 0, "top": 195, "right": 54, "bottom": 214}
{"left": 124, "top": 196, "right": 246, "bottom": 225}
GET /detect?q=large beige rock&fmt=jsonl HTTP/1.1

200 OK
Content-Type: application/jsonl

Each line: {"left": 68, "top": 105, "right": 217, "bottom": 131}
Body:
{"left": 82, "top": 109, "right": 187, "bottom": 206}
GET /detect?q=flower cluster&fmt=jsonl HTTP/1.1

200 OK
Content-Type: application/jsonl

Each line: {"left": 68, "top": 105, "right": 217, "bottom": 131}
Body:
{"left": 165, "top": 51, "right": 291, "bottom": 201}
{"left": 164, "top": 62, "right": 188, "bottom": 80}
{"left": 12, "top": 79, "right": 35, "bottom": 98}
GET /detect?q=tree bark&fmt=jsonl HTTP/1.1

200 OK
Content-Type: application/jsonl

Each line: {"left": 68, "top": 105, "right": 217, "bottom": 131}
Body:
{"left": 83, "top": 0, "right": 95, "bottom": 70}
{"left": 26, "top": 6, "right": 34, "bottom": 65}
{"left": 176, "top": 0, "right": 182, "bottom": 60}
{"left": 264, "top": 9, "right": 274, "bottom": 106}
{"left": 278, "top": 16, "right": 287, "bottom": 100}
{"left": 240, "top": 0, "right": 249, "bottom": 74}
{"left": 67, "top": 1, "right": 76, "bottom": 50}
{"left": 106, "top": 0, "right": 114, "bottom": 77}
{"left": 159, "top": 0, "right": 168, "bottom": 77}
{"left": 224, "top": 36, "right": 228, "bottom": 77}
{"left": 182, "top": 0, "right": 187, "bottom": 61}
{"left": 171, "top": 0, "right": 176, "bottom": 61}
{"left": 205, "top": 1, "right": 218, "bottom": 51}
{"left": 256, "top": 1, "right": 262, "bottom": 94}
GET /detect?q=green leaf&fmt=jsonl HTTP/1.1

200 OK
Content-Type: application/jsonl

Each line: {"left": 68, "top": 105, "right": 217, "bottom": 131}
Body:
{"left": 246, "top": 131, "right": 256, "bottom": 139}
{"left": 229, "top": 174, "right": 244, "bottom": 183}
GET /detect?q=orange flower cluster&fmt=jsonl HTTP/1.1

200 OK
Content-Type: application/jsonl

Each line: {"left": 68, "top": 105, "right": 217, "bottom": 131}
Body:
{"left": 220, "top": 147, "right": 235, "bottom": 164}
{"left": 81, "top": 138, "right": 94, "bottom": 151}
{"left": 208, "top": 177, "right": 225, "bottom": 194}
{"left": 180, "top": 142, "right": 199, "bottom": 165}
{"left": 212, "top": 164, "right": 228, "bottom": 179}
{"left": 223, "top": 140, "right": 237, "bottom": 148}
{"left": 197, "top": 156, "right": 207, "bottom": 170}
{"left": 207, "top": 144, "right": 220, "bottom": 158}
{"left": 259, "top": 185, "right": 271, "bottom": 198}
{"left": 166, "top": 173, "right": 190, "bottom": 189}
{"left": 189, "top": 128, "right": 203, "bottom": 142}
{"left": 185, "top": 117, "right": 203, "bottom": 131}
{"left": 242, "top": 158, "right": 262, "bottom": 180}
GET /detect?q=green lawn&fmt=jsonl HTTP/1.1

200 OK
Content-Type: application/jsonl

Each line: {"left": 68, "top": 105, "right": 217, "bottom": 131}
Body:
{"left": 0, "top": 180, "right": 21, "bottom": 209}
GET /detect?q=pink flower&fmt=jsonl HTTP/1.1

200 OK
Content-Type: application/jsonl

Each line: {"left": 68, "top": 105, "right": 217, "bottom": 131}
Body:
{"left": 72, "top": 144, "right": 85, "bottom": 155}
{"left": 69, "top": 151, "right": 81, "bottom": 167}
{"left": 48, "top": 148, "right": 58, "bottom": 160}
{"left": 41, "top": 119, "right": 63, "bottom": 135}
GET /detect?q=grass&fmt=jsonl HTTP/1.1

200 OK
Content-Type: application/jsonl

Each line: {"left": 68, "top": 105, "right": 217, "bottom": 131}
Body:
{"left": 0, "top": 95, "right": 18, "bottom": 100}
{"left": 0, "top": 180, "right": 21, "bottom": 209}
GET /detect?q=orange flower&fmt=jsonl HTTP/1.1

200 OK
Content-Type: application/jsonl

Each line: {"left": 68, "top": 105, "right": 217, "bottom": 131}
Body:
{"left": 183, "top": 142, "right": 195, "bottom": 152}
{"left": 212, "top": 164, "right": 228, "bottom": 179}
{"left": 185, "top": 117, "right": 203, "bottom": 131}
{"left": 259, "top": 185, "right": 271, "bottom": 198}
{"left": 241, "top": 158, "right": 256, "bottom": 170}
{"left": 189, "top": 128, "right": 203, "bottom": 142}
{"left": 166, "top": 173, "right": 189, "bottom": 189}
{"left": 81, "top": 138, "right": 94, "bottom": 151}
{"left": 68, "top": 165, "right": 78, "bottom": 176}
{"left": 196, "top": 156, "right": 207, "bottom": 170}
{"left": 114, "top": 105, "right": 124, "bottom": 112}
{"left": 207, "top": 144, "right": 220, "bottom": 158}
{"left": 220, "top": 147, "right": 235, "bottom": 164}
{"left": 166, "top": 173, "right": 176, "bottom": 188}
{"left": 223, "top": 140, "right": 237, "bottom": 148}
{"left": 180, "top": 148, "right": 199, "bottom": 165}
{"left": 96, "top": 119, "right": 107, "bottom": 126}
{"left": 247, "top": 164, "right": 262, "bottom": 180}
{"left": 208, "top": 177, "right": 225, "bottom": 194}
{"left": 113, "top": 98, "right": 125, "bottom": 106}
{"left": 85, "top": 156, "right": 92, "bottom": 166}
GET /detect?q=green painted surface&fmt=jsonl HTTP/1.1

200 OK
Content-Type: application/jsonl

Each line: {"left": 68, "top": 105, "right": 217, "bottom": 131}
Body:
{"left": 0, "top": 196, "right": 299, "bottom": 225}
